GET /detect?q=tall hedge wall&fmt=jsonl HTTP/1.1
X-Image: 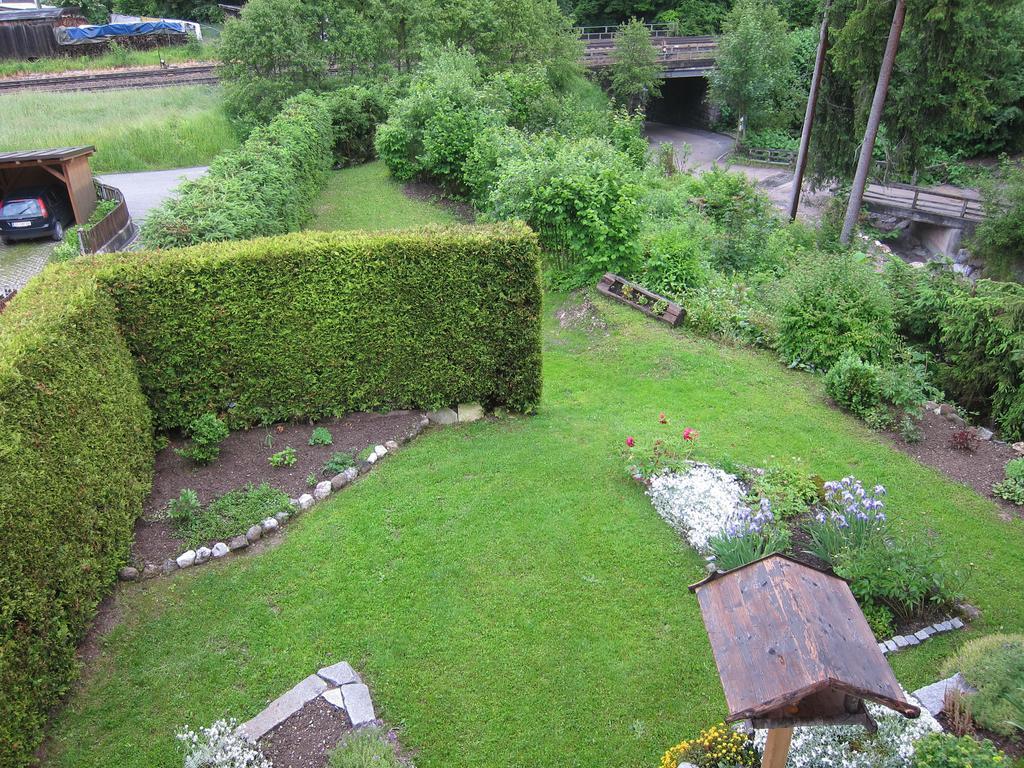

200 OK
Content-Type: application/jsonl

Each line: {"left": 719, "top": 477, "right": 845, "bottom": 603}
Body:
{"left": 0, "top": 266, "right": 153, "bottom": 767}
{"left": 100, "top": 224, "right": 543, "bottom": 430}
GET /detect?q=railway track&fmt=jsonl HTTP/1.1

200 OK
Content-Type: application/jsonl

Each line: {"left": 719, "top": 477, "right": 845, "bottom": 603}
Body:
{"left": 0, "top": 63, "right": 218, "bottom": 93}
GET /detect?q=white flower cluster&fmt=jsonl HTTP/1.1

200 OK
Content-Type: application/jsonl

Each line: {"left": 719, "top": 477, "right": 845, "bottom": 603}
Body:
{"left": 752, "top": 695, "right": 941, "bottom": 768}
{"left": 178, "top": 719, "right": 272, "bottom": 768}
{"left": 646, "top": 463, "right": 750, "bottom": 552}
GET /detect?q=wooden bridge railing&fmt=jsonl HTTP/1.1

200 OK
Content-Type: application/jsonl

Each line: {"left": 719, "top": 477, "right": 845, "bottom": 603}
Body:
{"left": 862, "top": 181, "right": 985, "bottom": 223}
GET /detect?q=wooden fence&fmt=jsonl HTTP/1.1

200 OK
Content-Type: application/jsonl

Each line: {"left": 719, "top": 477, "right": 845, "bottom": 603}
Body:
{"left": 78, "top": 181, "right": 133, "bottom": 254}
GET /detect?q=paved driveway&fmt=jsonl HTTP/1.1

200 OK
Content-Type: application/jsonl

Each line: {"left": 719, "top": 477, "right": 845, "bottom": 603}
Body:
{"left": 98, "top": 166, "right": 207, "bottom": 223}
{"left": 645, "top": 122, "right": 736, "bottom": 170}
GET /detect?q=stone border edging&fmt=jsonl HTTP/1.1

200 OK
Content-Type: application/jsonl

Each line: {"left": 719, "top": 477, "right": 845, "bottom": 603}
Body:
{"left": 118, "top": 404, "right": 489, "bottom": 582}
{"left": 876, "top": 615, "right": 968, "bottom": 656}
{"left": 239, "top": 659, "right": 378, "bottom": 741}
{"left": 911, "top": 672, "right": 976, "bottom": 718}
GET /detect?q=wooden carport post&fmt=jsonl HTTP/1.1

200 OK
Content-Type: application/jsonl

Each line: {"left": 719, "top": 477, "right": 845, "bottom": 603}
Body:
{"left": 689, "top": 554, "right": 920, "bottom": 768}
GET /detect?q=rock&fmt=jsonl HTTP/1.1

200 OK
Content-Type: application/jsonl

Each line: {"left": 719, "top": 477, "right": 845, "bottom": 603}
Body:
{"left": 331, "top": 472, "right": 350, "bottom": 491}
{"left": 976, "top": 427, "right": 994, "bottom": 441}
{"left": 176, "top": 550, "right": 197, "bottom": 569}
{"left": 911, "top": 673, "right": 977, "bottom": 717}
{"left": 909, "top": 261, "right": 925, "bottom": 268}
{"left": 366, "top": 452, "right": 378, "bottom": 464}
{"left": 289, "top": 498, "right": 300, "bottom": 508}
{"left": 246, "top": 524, "right": 263, "bottom": 543}
{"left": 161, "top": 558, "right": 178, "bottom": 575}
{"left": 373, "top": 444, "right": 387, "bottom": 457}
{"left": 1011, "top": 441, "right": 1024, "bottom": 455}
{"left": 358, "top": 460, "right": 372, "bottom": 475}
{"left": 946, "top": 412, "right": 967, "bottom": 428}
{"left": 262, "top": 517, "right": 279, "bottom": 533}
{"left": 118, "top": 566, "right": 139, "bottom": 581}
{"left": 924, "top": 401, "right": 939, "bottom": 411}
{"left": 275, "top": 511, "right": 289, "bottom": 524}
{"left": 427, "top": 408, "right": 458, "bottom": 425}
{"left": 938, "top": 403, "right": 956, "bottom": 417}
{"left": 142, "top": 563, "right": 160, "bottom": 579}
{"left": 457, "top": 402, "right": 484, "bottom": 422}
{"left": 298, "top": 493, "right": 314, "bottom": 510}
{"left": 955, "top": 602, "right": 982, "bottom": 621}
{"left": 314, "top": 481, "right": 332, "bottom": 500}
{"left": 322, "top": 688, "right": 346, "bottom": 710}
{"left": 419, "top": 415, "right": 430, "bottom": 428}
{"left": 228, "top": 535, "right": 249, "bottom": 551}
{"left": 893, "top": 635, "right": 909, "bottom": 648}
{"left": 212, "top": 542, "right": 230, "bottom": 558}
{"left": 317, "top": 660, "right": 360, "bottom": 687}
{"left": 341, "top": 683, "right": 376, "bottom": 727}
{"left": 384, "top": 440, "right": 399, "bottom": 452}
{"left": 239, "top": 674, "right": 329, "bottom": 741}
{"left": 343, "top": 467, "right": 358, "bottom": 483}
{"left": 195, "top": 546, "right": 212, "bottom": 564}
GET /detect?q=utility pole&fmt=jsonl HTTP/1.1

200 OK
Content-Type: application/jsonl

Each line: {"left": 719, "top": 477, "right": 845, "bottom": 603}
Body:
{"left": 788, "top": 1, "right": 830, "bottom": 221}
{"left": 840, "top": 0, "right": 907, "bottom": 244}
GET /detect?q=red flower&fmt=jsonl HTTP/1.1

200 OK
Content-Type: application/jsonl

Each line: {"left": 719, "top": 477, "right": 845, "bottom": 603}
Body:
{"left": 626, "top": 436, "right": 635, "bottom": 447}
{"left": 658, "top": 412, "right": 667, "bottom": 424}
{"left": 683, "top": 427, "right": 698, "bottom": 441}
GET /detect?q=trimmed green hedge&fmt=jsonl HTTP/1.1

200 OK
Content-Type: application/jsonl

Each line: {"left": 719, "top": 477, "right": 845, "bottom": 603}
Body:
{"left": 100, "top": 224, "right": 543, "bottom": 430}
{"left": 0, "top": 265, "right": 153, "bottom": 767}
{"left": 141, "top": 91, "right": 334, "bottom": 249}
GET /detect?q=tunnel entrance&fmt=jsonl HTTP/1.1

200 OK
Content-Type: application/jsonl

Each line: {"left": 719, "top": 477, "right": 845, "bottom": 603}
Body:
{"left": 647, "top": 77, "right": 713, "bottom": 127}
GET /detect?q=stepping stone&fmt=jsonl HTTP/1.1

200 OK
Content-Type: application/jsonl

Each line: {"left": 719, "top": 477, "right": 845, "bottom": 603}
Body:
{"left": 322, "top": 688, "right": 345, "bottom": 710}
{"left": 318, "top": 661, "right": 360, "bottom": 687}
{"left": 239, "top": 674, "right": 329, "bottom": 741}
{"left": 341, "top": 683, "right": 376, "bottom": 727}
{"left": 911, "top": 673, "right": 977, "bottom": 717}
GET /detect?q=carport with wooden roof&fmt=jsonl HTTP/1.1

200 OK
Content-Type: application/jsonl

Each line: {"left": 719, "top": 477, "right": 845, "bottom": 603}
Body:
{"left": 0, "top": 147, "right": 97, "bottom": 225}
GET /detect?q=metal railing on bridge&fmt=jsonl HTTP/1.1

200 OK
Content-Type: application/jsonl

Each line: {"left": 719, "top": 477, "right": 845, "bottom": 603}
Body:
{"left": 575, "top": 22, "right": 677, "bottom": 41}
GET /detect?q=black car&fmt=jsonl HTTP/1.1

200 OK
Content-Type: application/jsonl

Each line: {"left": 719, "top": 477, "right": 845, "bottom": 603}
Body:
{"left": 0, "top": 186, "right": 74, "bottom": 244}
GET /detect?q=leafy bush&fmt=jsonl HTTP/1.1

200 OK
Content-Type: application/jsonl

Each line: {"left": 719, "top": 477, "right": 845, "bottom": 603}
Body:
{"left": 939, "top": 280, "right": 1024, "bottom": 440}
{"left": 825, "top": 352, "right": 886, "bottom": 419}
{"left": 0, "top": 267, "right": 153, "bottom": 767}
{"left": 660, "top": 723, "right": 756, "bottom": 768}
{"left": 912, "top": 733, "right": 1008, "bottom": 768}
{"left": 776, "top": 251, "right": 896, "bottom": 371}
{"left": 861, "top": 601, "right": 895, "bottom": 640}
{"left": 166, "top": 488, "right": 200, "bottom": 523}
{"left": 269, "top": 447, "right": 297, "bottom": 467}
{"left": 836, "top": 536, "right": 963, "bottom": 623}
{"left": 487, "top": 136, "right": 645, "bottom": 286}
{"left": 176, "top": 413, "right": 230, "bottom": 464}
{"left": 972, "top": 159, "right": 1024, "bottom": 281}
{"left": 142, "top": 91, "right": 334, "bottom": 249}
{"left": 681, "top": 272, "right": 778, "bottom": 348}
{"left": 309, "top": 427, "right": 333, "bottom": 446}
{"left": 749, "top": 459, "right": 818, "bottom": 519}
{"left": 323, "top": 451, "right": 355, "bottom": 476}
{"left": 635, "top": 214, "right": 715, "bottom": 298}
{"left": 329, "top": 728, "right": 402, "bottom": 768}
{"left": 993, "top": 458, "right": 1024, "bottom": 505}
{"left": 941, "top": 634, "right": 1024, "bottom": 738}
{"left": 101, "top": 225, "right": 543, "bottom": 429}
{"left": 177, "top": 484, "right": 291, "bottom": 547}
{"left": 462, "top": 125, "right": 531, "bottom": 209}
{"left": 323, "top": 85, "right": 390, "bottom": 167}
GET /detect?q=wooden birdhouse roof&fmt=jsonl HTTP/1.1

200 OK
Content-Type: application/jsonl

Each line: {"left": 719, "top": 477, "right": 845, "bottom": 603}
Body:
{"left": 689, "top": 554, "right": 920, "bottom": 728}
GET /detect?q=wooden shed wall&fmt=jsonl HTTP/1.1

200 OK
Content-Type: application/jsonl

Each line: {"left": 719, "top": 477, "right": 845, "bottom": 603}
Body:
{"left": 0, "top": 13, "right": 87, "bottom": 60}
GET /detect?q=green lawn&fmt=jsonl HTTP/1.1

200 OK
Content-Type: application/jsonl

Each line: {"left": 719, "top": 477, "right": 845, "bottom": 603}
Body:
{"left": 309, "top": 161, "right": 459, "bottom": 232}
{"left": 44, "top": 293, "right": 1024, "bottom": 768}
{"left": 0, "top": 86, "right": 237, "bottom": 173}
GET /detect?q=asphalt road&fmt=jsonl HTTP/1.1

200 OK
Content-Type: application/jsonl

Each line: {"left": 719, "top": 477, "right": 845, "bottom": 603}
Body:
{"left": 644, "top": 122, "right": 736, "bottom": 170}
{"left": 98, "top": 165, "right": 207, "bottom": 223}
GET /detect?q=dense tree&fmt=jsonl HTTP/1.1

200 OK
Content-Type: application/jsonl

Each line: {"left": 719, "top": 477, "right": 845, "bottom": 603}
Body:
{"left": 809, "top": 0, "right": 1024, "bottom": 181}
{"left": 111, "top": 0, "right": 223, "bottom": 23}
{"left": 609, "top": 17, "right": 663, "bottom": 111}
{"left": 708, "top": 0, "right": 795, "bottom": 140}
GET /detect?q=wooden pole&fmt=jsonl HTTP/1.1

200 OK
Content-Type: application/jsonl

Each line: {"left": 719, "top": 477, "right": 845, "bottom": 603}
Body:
{"left": 761, "top": 727, "right": 794, "bottom": 768}
{"left": 788, "top": 1, "right": 830, "bottom": 221}
{"left": 840, "top": 0, "right": 907, "bottom": 244}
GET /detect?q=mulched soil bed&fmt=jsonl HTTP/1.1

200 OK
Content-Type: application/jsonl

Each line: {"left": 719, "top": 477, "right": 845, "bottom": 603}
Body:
{"left": 883, "top": 410, "right": 1022, "bottom": 520}
{"left": 402, "top": 179, "right": 476, "bottom": 223}
{"left": 132, "top": 410, "right": 425, "bottom": 567}
{"left": 260, "top": 697, "right": 351, "bottom": 768}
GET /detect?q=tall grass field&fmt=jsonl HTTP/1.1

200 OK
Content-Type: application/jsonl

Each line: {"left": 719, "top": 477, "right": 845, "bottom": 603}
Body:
{"left": 0, "top": 42, "right": 215, "bottom": 78}
{"left": 0, "top": 86, "right": 237, "bottom": 173}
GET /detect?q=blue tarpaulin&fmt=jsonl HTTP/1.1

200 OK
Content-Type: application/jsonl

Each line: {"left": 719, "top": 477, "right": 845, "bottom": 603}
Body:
{"left": 56, "top": 21, "right": 187, "bottom": 44}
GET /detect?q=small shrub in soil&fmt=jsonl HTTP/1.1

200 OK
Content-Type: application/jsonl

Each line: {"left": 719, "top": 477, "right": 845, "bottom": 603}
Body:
{"left": 306, "top": 472, "right": 318, "bottom": 487}
{"left": 949, "top": 429, "right": 980, "bottom": 453}
{"left": 747, "top": 459, "right": 818, "bottom": 519}
{"left": 269, "top": 447, "right": 298, "bottom": 468}
{"left": 912, "top": 733, "right": 1007, "bottom": 768}
{"left": 941, "top": 634, "right": 1024, "bottom": 738}
{"left": 329, "top": 728, "right": 402, "bottom": 768}
{"left": 177, "top": 414, "right": 230, "bottom": 465}
{"left": 177, "top": 484, "right": 291, "bottom": 547}
{"left": 323, "top": 451, "right": 356, "bottom": 476}
{"left": 166, "top": 489, "right": 200, "bottom": 524}
{"left": 309, "top": 427, "right": 333, "bottom": 446}
{"left": 860, "top": 601, "right": 895, "bottom": 641}
{"left": 993, "top": 458, "right": 1024, "bottom": 505}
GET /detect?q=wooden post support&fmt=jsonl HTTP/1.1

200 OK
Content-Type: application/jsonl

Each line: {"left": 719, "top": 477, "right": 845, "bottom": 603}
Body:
{"left": 761, "top": 727, "right": 794, "bottom": 768}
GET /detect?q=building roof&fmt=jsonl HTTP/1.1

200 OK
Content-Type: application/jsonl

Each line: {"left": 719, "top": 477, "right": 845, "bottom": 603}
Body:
{"left": 0, "top": 6, "right": 76, "bottom": 20}
{"left": 0, "top": 147, "right": 95, "bottom": 167}
{"left": 689, "top": 554, "right": 920, "bottom": 727}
